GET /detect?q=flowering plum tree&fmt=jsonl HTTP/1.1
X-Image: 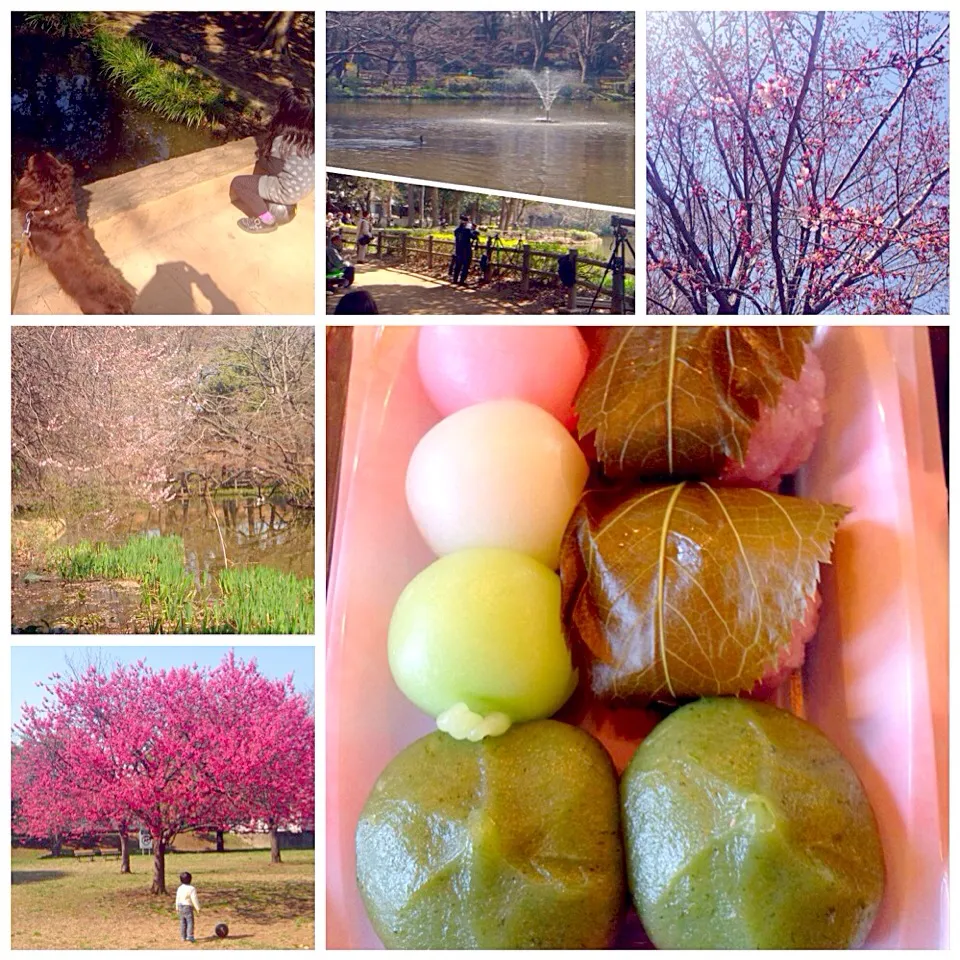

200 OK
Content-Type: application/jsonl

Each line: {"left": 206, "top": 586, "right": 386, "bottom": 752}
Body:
{"left": 12, "top": 737, "right": 88, "bottom": 860}
{"left": 204, "top": 652, "right": 315, "bottom": 864}
{"left": 647, "top": 11, "right": 949, "bottom": 314}
{"left": 13, "top": 655, "right": 315, "bottom": 893}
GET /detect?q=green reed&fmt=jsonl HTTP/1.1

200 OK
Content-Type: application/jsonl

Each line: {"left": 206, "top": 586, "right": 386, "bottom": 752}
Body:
{"left": 48, "top": 535, "right": 313, "bottom": 634}
{"left": 216, "top": 566, "right": 315, "bottom": 635}
{"left": 51, "top": 535, "right": 196, "bottom": 630}
{"left": 88, "top": 29, "right": 225, "bottom": 127}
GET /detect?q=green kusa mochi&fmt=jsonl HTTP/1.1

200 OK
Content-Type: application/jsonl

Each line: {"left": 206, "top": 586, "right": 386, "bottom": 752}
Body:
{"left": 621, "top": 698, "right": 885, "bottom": 949}
{"left": 356, "top": 721, "right": 625, "bottom": 948}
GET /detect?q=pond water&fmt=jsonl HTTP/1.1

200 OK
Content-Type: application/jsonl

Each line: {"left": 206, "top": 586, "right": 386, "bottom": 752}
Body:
{"left": 326, "top": 99, "right": 635, "bottom": 208}
{"left": 12, "top": 496, "right": 313, "bottom": 632}
{"left": 12, "top": 29, "right": 231, "bottom": 187}
{"left": 578, "top": 234, "right": 635, "bottom": 264}
{"left": 58, "top": 496, "right": 315, "bottom": 580}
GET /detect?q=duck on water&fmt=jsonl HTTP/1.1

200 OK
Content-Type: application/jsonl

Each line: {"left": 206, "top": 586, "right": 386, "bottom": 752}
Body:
{"left": 327, "top": 134, "right": 425, "bottom": 148}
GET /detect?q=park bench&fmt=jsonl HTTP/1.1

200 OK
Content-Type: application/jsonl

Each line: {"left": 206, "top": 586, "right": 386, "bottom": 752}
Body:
{"left": 73, "top": 849, "right": 95, "bottom": 862}
{"left": 97, "top": 848, "right": 120, "bottom": 860}
{"left": 326, "top": 268, "right": 350, "bottom": 292}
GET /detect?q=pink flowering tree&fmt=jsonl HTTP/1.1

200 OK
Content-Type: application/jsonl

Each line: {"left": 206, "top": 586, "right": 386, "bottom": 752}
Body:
{"left": 13, "top": 654, "right": 315, "bottom": 893}
{"left": 12, "top": 736, "right": 91, "bottom": 859}
{"left": 205, "top": 653, "right": 315, "bottom": 864}
{"left": 647, "top": 11, "right": 949, "bottom": 314}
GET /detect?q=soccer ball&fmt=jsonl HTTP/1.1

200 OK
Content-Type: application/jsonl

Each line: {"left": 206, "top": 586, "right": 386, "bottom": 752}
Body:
{"left": 215, "top": 924, "right": 229, "bottom": 939}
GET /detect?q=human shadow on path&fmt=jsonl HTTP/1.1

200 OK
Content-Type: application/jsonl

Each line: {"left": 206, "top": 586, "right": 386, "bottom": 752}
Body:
{"left": 136, "top": 260, "right": 241, "bottom": 314}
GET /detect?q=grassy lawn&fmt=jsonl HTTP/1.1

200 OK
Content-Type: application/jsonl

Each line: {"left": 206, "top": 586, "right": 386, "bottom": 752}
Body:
{"left": 11, "top": 846, "right": 314, "bottom": 950}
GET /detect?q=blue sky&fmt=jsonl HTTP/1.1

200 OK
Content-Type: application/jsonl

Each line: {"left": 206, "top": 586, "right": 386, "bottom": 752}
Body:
{"left": 10, "top": 645, "right": 315, "bottom": 720}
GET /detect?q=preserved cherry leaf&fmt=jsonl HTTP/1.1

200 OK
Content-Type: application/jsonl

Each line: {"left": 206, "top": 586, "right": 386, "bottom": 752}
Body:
{"left": 560, "top": 482, "right": 848, "bottom": 701}
{"left": 575, "top": 326, "right": 813, "bottom": 478}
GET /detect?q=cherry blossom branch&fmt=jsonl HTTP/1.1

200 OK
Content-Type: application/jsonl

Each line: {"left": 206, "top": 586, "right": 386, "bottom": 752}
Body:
{"left": 808, "top": 163, "right": 949, "bottom": 312}
{"left": 770, "top": 12, "right": 824, "bottom": 314}
{"left": 829, "top": 23, "right": 949, "bottom": 202}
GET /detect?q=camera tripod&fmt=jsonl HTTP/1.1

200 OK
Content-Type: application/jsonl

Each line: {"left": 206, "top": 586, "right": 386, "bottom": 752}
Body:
{"left": 480, "top": 233, "right": 522, "bottom": 286}
{"left": 587, "top": 219, "right": 635, "bottom": 315}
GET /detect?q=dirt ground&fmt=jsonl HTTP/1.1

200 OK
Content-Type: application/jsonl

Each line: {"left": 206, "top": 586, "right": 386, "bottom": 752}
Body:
{"left": 326, "top": 263, "right": 554, "bottom": 315}
{"left": 325, "top": 261, "right": 634, "bottom": 315}
{"left": 100, "top": 11, "right": 315, "bottom": 116}
{"left": 12, "top": 847, "right": 314, "bottom": 950}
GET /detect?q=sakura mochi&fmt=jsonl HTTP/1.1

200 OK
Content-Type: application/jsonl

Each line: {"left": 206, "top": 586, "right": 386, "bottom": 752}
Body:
{"left": 405, "top": 398, "right": 588, "bottom": 569}
{"left": 417, "top": 325, "right": 588, "bottom": 424}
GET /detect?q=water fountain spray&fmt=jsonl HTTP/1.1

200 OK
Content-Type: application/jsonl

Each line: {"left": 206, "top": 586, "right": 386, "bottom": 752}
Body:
{"left": 518, "top": 68, "right": 572, "bottom": 123}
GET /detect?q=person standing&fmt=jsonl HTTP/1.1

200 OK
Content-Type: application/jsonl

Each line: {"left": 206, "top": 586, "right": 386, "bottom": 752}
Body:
{"left": 452, "top": 214, "right": 477, "bottom": 285}
{"left": 356, "top": 210, "right": 373, "bottom": 263}
{"left": 175, "top": 871, "right": 201, "bottom": 943}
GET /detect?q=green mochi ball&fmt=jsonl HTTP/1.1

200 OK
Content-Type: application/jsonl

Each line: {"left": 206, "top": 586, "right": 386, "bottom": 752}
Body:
{"left": 621, "top": 697, "right": 885, "bottom": 949}
{"left": 356, "top": 720, "right": 625, "bottom": 948}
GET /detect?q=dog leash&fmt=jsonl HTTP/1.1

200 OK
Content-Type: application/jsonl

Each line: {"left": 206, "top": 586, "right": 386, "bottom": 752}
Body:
{"left": 11, "top": 211, "right": 33, "bottom": 313}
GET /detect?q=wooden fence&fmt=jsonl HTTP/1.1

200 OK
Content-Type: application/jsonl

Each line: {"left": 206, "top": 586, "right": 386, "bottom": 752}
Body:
{"left": 336, "top": 227, "right": 635, "bottom": 314}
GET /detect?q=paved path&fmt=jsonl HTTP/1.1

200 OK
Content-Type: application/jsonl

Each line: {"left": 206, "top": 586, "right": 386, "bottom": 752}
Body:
{"left": 326, "top": 264, "right": 534, "bottom": 315}
{"left": 12, "top": 139, "right": 314, "bottom": 315}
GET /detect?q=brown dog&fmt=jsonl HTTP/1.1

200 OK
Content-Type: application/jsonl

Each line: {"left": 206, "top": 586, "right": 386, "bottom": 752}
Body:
{"left": 14, "top": 152, "right": 137, "bottom": 314}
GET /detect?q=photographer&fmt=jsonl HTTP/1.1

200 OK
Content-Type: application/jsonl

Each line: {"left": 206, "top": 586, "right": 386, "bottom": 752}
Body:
{"left": 452, "top": 214, "right": 478, "bottom": 285}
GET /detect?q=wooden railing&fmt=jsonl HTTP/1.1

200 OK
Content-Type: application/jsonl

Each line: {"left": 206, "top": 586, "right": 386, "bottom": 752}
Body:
{"left": 335, "top": 226, "right": 635, "bottom": 313}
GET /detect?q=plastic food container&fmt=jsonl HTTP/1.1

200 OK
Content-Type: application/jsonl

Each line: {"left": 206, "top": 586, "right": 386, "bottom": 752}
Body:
{"left": 326, "top": 325, "right": 948, "bottom": 949}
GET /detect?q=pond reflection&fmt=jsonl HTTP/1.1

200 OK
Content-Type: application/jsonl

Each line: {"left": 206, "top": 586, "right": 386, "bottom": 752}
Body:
{"left": 59, "top": 496, "right": 314, "bottom": 581}
{"left": 12, "top": 29, "right": 230, "bottom": 186}
{"left": 326, "top": 98, "right": 635, "bottom": 208}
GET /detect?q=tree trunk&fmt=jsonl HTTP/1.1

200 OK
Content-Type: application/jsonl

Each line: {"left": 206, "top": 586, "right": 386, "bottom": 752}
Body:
{"left": 576, "top": 13, "right": 595, "bottom": 84}
{"left": 516, "top": 199, "right": 528, "bottom": 228}
{"left": 51, "top": 836, "right": 62, "bottom": 858}
{"left": 151, "top": 837, "right": 167, "bottom": 894}
{"left": 406, "top": 184, "right": 416, "bottom": 228}
{"left": 259, "top": 11, "right": 295, "bottom": 57}
{"left": 216, "top": 830, "right": 225, "bottom": 853}
{"left": 430, "top": 186, "right": 439, "bottom": 227}
{"left": 270, "top": 828, "right": 282, "bottom": 864}
{"left": 119, "top": 830, "right": 131, "bottom": 874}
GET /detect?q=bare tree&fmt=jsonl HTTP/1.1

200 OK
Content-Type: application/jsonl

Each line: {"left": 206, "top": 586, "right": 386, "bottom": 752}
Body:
{"left": 524, "top": 11, "right": 577, "bottom": 70}
{"left": 13, "top": 327, "right": 315, "bottom": 508}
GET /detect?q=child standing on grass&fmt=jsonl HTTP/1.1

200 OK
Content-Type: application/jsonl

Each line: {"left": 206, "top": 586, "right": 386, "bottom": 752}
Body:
{"left": 175, "top": 871, "right": 201, "bottom": 943}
